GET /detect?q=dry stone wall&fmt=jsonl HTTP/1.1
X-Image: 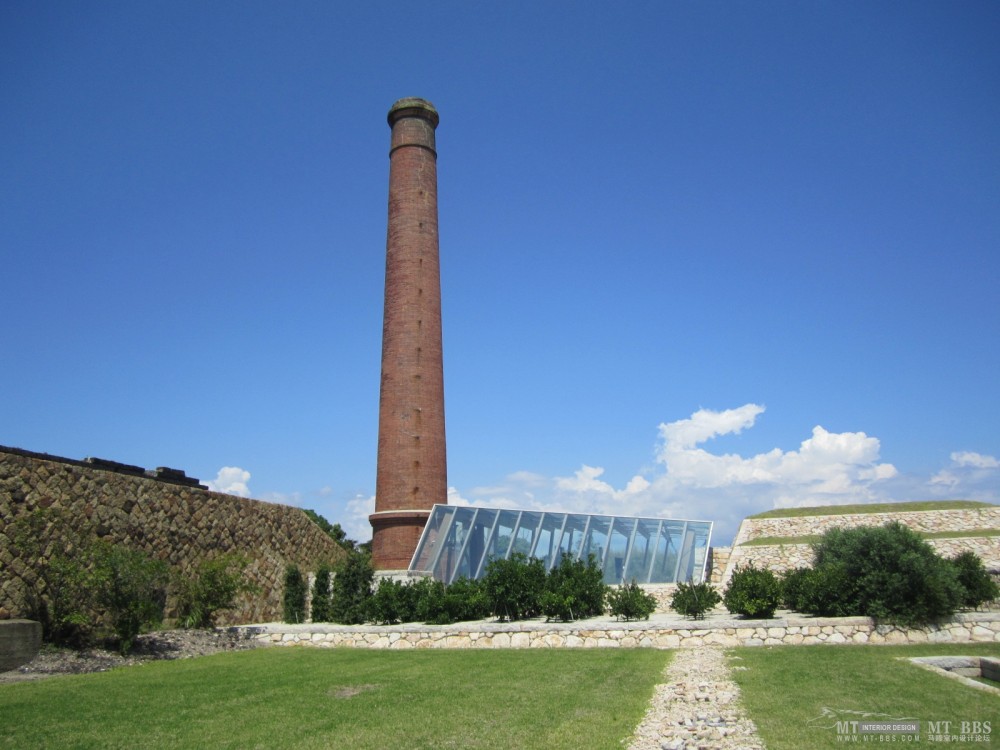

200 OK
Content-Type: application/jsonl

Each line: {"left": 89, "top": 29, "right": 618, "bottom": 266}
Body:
{"left": 734, "top": 507, "right": 1000, "bottom": 544}
{"left": 0, "top": 446, "right": 345, "bottom": 625}
{"left": 244, "top": 611, "right": 1000, "bottom": 650}
{"left": 723, "top": 506, "right": 1000, "bottom": 586}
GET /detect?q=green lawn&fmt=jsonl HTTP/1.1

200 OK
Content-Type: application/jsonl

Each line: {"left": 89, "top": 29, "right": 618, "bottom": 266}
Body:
{"left": 732, "top": 643, "right": 1000, "bottom": 749}
{"left": 0, "top": 647, "right": 668, "bottom": 750}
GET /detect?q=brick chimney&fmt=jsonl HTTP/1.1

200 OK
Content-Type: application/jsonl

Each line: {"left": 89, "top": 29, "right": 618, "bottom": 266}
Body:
{"left": 370, "top": 98, "right": 447, "bottom": 570}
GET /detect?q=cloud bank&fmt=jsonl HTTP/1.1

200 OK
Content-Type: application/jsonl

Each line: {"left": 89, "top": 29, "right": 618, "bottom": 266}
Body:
{"left": 316, "top": 404, "right": 998, "bottom": 547}
{"left": 461, "top": 404, "right": 914, "bottom": 544}
{"left": 205, "top": 466, "right": 251, "bottom": 497}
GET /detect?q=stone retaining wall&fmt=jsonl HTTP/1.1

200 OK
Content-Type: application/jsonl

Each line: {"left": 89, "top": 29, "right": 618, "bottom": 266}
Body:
{"left": 724, "top": 506, "right": 1000, "bottom": 586}
{"left": 0, "top": 446, "right": 345, "bottom": 625}
{"left": 725, "top": 536, "right": 1000, "bottom": 583}
{"left": 734, "top": 507, "right": 1000, "bottom": 545}
{"left": 241, "top": 611, "right": 1000, "bottom": 650}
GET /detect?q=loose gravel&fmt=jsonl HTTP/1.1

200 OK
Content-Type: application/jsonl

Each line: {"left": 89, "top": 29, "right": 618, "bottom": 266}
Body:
{"left": 628, "top": 646, "right": 766, "bottom": 750}
{"left": 0, "top": 628, "right": 258, "bottom": 684}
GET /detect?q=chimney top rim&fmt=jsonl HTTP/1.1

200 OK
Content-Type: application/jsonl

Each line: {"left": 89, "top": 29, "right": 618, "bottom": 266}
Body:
{"left": 388, "top": 98, "right": 439, "bottom": 127}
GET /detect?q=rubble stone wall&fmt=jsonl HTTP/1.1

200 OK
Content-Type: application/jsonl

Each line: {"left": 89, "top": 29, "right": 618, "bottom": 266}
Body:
{"left": 0, "top": 446, "right": 345, "bottom": 625}
{"left": 723, "top": 506, "right": 1000, "bottom": 586}
{"left": 245, "top": 611, "right": 1000, "bottom": 650}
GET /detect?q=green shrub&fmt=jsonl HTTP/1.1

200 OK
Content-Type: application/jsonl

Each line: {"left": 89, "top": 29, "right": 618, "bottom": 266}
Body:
{"left": 10, "top": 508, "right": 93, "bottom": 647}
{"left": 779, "top": 567, "right": 811, "bottom": 610}
{"left": 810, "top": 522, "right": 964, "bottom": 627}
{"left": 282, "top": 565, "right": 307, "bottom": 624}
{"left": 784, "top": 563, "right": 856, "bottom": 617}
{"left": 483, "top": 553, "right": 546, "bottom": 622}
{"left": 443, "top": 577, "right": 490, "bottom": 622}
{"left": 723, "top": 562, "right": 782, "bottom": 619}
{"left": 175, "top": 553, "right": 257, "bottom": 629}
{"left": 411, "top": 577, "right": 449, "bottom": 623}
{"left": 330, "top": 550, "right": 374, "bottom": 625}
{"left": 368, "top": 577, "right": 412, "bottom": 625}
{"left": 607, "top": 580, "right": 657, "bottom": 621}
{"left": 670, "top": 581, "right": 720, "bottom": 619}
{"left": 949, "top": 551, "right": 999, "bottom": 610}
{"left": 88, "top": 541, "right": 169, "bottom": 655}
{"left": 310, "top": 563, "right": 334, "bottom": 623}
{"left": 540, "top": 554, "right": 607, "bottom": 622}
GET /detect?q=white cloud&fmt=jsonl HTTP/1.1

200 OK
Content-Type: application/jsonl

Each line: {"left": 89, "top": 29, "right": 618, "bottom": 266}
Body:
{"left": 928, "top": 451, "right": 1000, "bottom": 496}
{"left": 259, "top": 490, "right": 303, "bottom": 507}
{"left": 951, "top": 451, "right": 1000, "bottom": 469}
{"left": 205, "top": 466, "right": 251, "bottom": 497}
{"left": 659, "top": 404, "right": 765, "bottom": 451}
{"left": 267, "top": 409, "right": 997, "bottom": 549}
{"left": 461, "top": 404, "right": 903, "bottom": 544}
{"left": 341, "top": 493, "right": 375, "bottom": 544}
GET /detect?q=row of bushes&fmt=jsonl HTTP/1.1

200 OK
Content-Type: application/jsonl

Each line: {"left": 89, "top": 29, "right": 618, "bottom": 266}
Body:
{"left": 11, "top": 508, "right": 257, "bottom": 654}
{"left": 284, "top": 552, "right": 659, "bottom": 626}
{"left": 672, "top": 522, "right": 998, "bottom": 626}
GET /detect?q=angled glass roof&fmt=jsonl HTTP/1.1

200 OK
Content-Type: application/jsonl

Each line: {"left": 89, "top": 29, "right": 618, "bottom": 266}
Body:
{"left": 408, "top": 505, "right": 713, "bottom": 585}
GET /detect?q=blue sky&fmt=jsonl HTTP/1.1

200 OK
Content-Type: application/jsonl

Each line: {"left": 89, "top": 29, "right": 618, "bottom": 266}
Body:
{"left": 3, "top": 1, "right": 998, "bottom": 546}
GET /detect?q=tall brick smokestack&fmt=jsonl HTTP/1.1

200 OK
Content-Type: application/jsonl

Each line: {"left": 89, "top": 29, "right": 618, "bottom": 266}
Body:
{"left": 370, "top": 98, "right": 447, "bottom": 571}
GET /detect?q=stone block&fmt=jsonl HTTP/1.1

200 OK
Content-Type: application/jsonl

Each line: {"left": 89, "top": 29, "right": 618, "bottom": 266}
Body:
{"left": 509, "top": 632, "right": 530, "bottom": 648}
{"left": 981, "top": 658, "right": 1000, "bottom": 682}
{"left": 0, "top": 619, "right": 41, "bottom": 672}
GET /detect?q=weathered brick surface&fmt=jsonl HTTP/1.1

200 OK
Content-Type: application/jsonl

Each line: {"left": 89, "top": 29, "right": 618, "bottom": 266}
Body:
{"left": 0, "top": 447, "right": 345, "bottom": 625}
{"left": 373, "top": 97, "right": 447, "bottom": 569}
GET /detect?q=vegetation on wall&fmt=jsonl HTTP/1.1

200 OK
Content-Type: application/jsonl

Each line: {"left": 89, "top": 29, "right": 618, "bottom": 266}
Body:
{"left": 175, "top": 553, "right": 259, "bottom": 629}
{"left": 88, "top": 540, "right": 169, "bottom": 655}
{"left": 10, "top": 508, "right": 170, "bottom": 653}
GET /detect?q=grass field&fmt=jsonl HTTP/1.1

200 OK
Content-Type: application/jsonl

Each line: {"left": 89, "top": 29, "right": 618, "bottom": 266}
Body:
{"left": 4, "top": 642, "right": 999, "bottom": 749}
{"left": 732, "top": 642, "right": 1000, "bottom": 749}
{"left": 0, "top": 648, "right": 668, "bottom": 750}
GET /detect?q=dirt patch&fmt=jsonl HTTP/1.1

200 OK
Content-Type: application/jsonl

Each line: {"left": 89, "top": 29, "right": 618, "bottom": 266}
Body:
{"left": 0, "top": 628, "right": 259, "bottom": 684}
{"left": 329, "top": 684, "right": 379, "bottom": 699}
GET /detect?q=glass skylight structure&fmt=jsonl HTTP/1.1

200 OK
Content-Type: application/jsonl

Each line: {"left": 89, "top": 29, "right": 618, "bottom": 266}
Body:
{"left": 409, "top": 505, "right": 713, "bottom": 585}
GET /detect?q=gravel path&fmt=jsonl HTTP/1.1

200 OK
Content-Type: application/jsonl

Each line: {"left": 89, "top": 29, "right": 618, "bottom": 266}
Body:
{"left": 0, "top": 628, "right": 258, "bottom": 684}
{"left": 628, "top": 646, "right": 766, "bottom": 750}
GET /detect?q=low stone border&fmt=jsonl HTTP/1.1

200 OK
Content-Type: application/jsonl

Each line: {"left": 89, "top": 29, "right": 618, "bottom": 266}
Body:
{"left": 235, "top": 611, "right": 1000, "bottom": 650}
{"left": 907, "top": 655, "right": 1000, "bottom": 696}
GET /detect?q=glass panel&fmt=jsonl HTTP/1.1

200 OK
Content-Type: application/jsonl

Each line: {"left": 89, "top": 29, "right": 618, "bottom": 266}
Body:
{"left": 411, "top": 506, "right": 713, "bottom": 584}
{"left": 647, "top": 521, "right": 679, "bottom": 583}
{"left": 511, "top": 511, "right": 541, "bottom": 557}
{"left": 604, "top": 517, "right": 636, "bottom": 584}
{"left": 580, "top": 516, "right": 610, "bottom": 566}
{"left": 410, "top": 505, "right": 453, "bottom": 572}
{"left": 555, "top": 514, "right": 585, "bottom": 564}
{"left": 626, "top": 519, "right": 659, "bottom": 583}
{"left": 432, "top": 506, "right": 474, "bottom": 581}
{"left": 455, "top": 508, "right": 496, "bottom": 582}
{"left": 533, "top": 513, "right": 565, "bottom": 570}
{"left": 483, "top": 510, "right": 520, "bottom": 564}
